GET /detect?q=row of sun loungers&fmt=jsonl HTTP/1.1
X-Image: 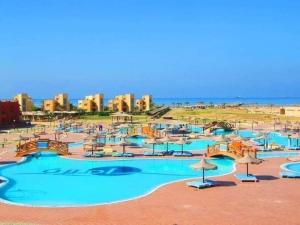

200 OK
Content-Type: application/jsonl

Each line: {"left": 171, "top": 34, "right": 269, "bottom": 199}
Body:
{"left": 280, "top": 171, "right": 300, "bottom": 178}
{"left": 84, "top": 150, "right": 194, "bottom": 158}
{"left": 234, "top": 173, "right": 259, "bottom": 182}
{"left": 143, "top": 151, "right": 193, "bottom": 157}
{"left": 84, "top": 151, "right": 134, "bottom": 158}
{"left": 187, "top": 180, "right": 216, "bottom": 189}
{"left": 187, "top": 170, "right": 300, "bottom": 190}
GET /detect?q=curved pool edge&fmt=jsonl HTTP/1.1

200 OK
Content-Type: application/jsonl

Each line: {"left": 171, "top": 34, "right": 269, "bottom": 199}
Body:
{"left": 280, "top": 162, "right": 300, "bottom": 173}
{"left": 0, "top": 156, "right": 237, "bottom": 208}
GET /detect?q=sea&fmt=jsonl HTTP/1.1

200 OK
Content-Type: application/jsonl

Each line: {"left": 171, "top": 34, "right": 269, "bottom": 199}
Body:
{"left": 32, "top": 97, "right": 300, "bottom": 107}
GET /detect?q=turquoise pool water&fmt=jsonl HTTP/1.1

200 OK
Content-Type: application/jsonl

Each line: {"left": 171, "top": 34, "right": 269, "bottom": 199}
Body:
{"left": 69, "top": 136, "right": 215, "bottom": 152}
{"left": 283, "top": 162, "right": 300, "bottom": 173}
{"left": 255, "top": 132, "right": 300, "bottom": 148}
{"left": 0, "top": 152, "right": 234, "bottom": 207}
{"left": 257, "top": 152, "right": 300, "bottom": 159}
{"left": 144, "top": 139, "right": 216, "bottom": 152}
{"left": 68, "top": 129, "right": 299, "bottom": 151}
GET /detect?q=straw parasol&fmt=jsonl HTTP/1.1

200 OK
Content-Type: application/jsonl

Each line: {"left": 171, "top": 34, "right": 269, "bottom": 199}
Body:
{"left": 191, "top": 157, "right": 218, "bottom": 183}
{"left": 175, "top": 137, "right": 191, "bottom": 154}
{"left": 145, "top": 138, "right": 162, "bottom": 154}
{"left": 179, "top": 127, "right": 188, "bottom": 136}
{"left": 83, "top": 139, "right": 98, "bottom": 154}
{"left": 18, "top": 135, "right": 29, "bottom": 144}
{"left": 160, "top": 136, "right": 174, "bottom": 153}
{"left": 236, "top": 154, "right": 262, "bottom": 176}
{"left": 118, "top": 139, "right": 130, "bottom": 154}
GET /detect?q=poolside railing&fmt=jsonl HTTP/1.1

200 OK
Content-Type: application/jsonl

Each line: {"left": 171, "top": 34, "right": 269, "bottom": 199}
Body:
{"left": 16, "top": 139, "right": 69, "bottom": 157}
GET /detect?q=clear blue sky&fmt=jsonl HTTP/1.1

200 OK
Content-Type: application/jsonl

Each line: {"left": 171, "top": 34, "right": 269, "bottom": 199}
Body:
{"left": 0, "top": 0, "right": 299, "bottom": 99}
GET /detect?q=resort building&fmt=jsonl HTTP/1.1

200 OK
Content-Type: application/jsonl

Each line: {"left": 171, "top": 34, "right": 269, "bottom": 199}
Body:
{"left": 280, "top": 107, "right": 300, "bottom": 117}
{"left": 136, "top": 95, "right": 152, "bottom": 111}
{"left": 108, "top": 94, "right": 135, "bottom": 112}
{"left": 0, "top": 101, "right": 21, "bottom": 126}
{"left": 14, "top": 93, "right": 34, "bottom": 112}
{"left": 78, "top": 94, "right": 104, "bottom": 112}
{"left": 43, "top": 93, "right": 71, "bottom": 112}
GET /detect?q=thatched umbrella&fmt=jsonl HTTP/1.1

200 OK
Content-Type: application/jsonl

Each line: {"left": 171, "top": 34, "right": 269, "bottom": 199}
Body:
{"left": 160, "top": 136, "right": 174, "bottom": 153}
{"left": 236, "top": 154, "right": 262, "bottom": 176}
{"left": 83, "top": 139, "right": 98, "bottom": 154}
{"left": 84, "top": 133, "right": 99, "bottom": 141}
{"left": 175, "top": 138, "right": 191, "bottom": 154}
{"left": 18, "top": 135, "right": 29, "bottom": 145}
{"left": 145, "top": 138, "right": 162, "bottom": 154}
{"left": 118, "top": 139, "right": 130, "bottom": 154}
{"left": 179, "top": 127, "right": 188, "bottom": 137}
{"left": 191, "top": 158, "right": 218, "bottom": 183}
{"left": 257, "top": 133, "right": 269, "bottom": 149}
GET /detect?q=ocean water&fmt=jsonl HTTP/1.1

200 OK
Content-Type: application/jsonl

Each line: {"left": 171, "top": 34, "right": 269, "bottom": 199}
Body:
{"left": 32, "top": 97, "right": 300, "bottom": 107}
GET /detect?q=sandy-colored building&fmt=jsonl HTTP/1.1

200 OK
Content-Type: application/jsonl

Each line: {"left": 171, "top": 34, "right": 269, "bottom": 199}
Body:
{"left": 14, "top": 93, "right": 33, "bottom": 112}
{"left": 78, "top": 94, "right": 104, "bottom": 112}
{"left": 136, "top": 95, "right": 152, "bottom": 111}
{"left": 280, "top": 107, "right": 300, "bottom": 117}
{"left": 43, "top": 93, "right": 70, "bottom": 112}
{"left": 108, "top": 94, "right": 135, "bottom": 112}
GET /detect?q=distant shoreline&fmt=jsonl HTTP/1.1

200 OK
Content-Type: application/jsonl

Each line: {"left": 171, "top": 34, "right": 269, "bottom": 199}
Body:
{"left": 30, "top": 97, "right": 300, "bottom": 107}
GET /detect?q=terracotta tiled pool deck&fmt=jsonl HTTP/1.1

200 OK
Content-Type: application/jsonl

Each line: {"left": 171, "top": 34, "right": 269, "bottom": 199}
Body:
{"left": 0, "top": 134, "right": 300, "bottom": 225}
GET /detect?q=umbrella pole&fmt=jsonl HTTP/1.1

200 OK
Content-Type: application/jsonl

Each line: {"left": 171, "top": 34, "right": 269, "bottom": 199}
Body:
{"left": 246, "top": 163, "right": 249, "bottom": 177}
{"left": 166, "top": 142, "right": 169, "bottom": 153}
{"left": 203, "top": 168, "right": 205, "bottom": 183}
{"left": 181, "top": 144, "right": 183, "bottom": 154}
{"left": 123, "top": 145, "right": 125, "bottom": 154}
{"left": 153, "top": 144, "right": 155, "bottom": 154}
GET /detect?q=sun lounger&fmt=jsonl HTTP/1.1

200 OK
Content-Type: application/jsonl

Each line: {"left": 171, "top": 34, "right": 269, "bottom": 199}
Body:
{"left": 144, "top": 152, "right": 164, "bottom": 156}
{"left": 112, "top": 152, "right": 123, "bottom": 157}
{"left": 234, "top": 173, "right": 258, "bottom": 182}
{"left": 93, "top": 152, "right": 104, "bottom": 157}
{"left": 162, "top": 150, "right": 175, "bottom": 156}
{"left": 288, "top": 147, "right": 300, "bottom": 150}
{"left": 83, "top": 152, "right": 93, "bottom": 158}
{"left": 173, "top": 151, "right": 193, "bottom": 157}
{"left": 259, "top": 148, "right": 273, "bottom": 152}
{"left": 187, "top": 180, "right": 216, "bottom": 189}
{"left": 280, "top": 171, "right": 300, "bottom": 178}
{"left": 122, "top": 153, "right": 134, "bottom": 157}
{"left": 112, "top": 152, "right": 134, "bottom": 157}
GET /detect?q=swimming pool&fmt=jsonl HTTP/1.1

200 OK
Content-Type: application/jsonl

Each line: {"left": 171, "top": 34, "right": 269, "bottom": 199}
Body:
{"left": 69, "top": 136, "right": 215, "bottom": 152}
{"left": 257, "top": 152, "right": 300, "bottom": 159}
{"left": 282, "top": 162, "right": 300, "bottom": 173}
{"left": 255, "top": 132, "right": 300, "bottom": 148}
{"left": 0, "top": 152, "right": 234, "bottom": 207}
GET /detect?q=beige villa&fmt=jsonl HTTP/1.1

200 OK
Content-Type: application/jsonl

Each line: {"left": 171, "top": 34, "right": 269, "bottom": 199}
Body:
{"left": 108, "top": 94, "right": 135, "bottom": 113}
{"left": 14, "top": 93, "right": 34, "bottom": 112}
{"left": 43, "top": 93, "right": 70, "bottom": 112}
{"left": 78, "top": 94, "right": 104, "bottom": 112}
{"left": 136, "top": 95, "right": 152, "bottom": 111}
